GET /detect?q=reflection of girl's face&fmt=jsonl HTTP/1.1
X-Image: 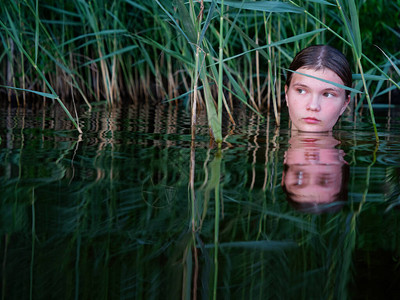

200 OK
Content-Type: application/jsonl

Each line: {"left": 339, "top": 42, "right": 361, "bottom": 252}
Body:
{"left": 284, "top": 148, "right": 346, "bottom": 165}
{"left": 284, "top": 163, "right": 343, "bottom": 203}
{"left": 282, "top": 133, "right": 347, "bottom": 204}
{"left": 285, "top": 67, "right": 350, "bottom": 132}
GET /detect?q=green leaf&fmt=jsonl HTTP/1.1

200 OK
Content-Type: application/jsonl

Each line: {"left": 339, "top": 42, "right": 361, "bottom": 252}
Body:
{"left": 174, "top": 0, "right": 197, "bottom": 44}
{"left": 205, "top": 240, "right": 298, "bottom": 250}
{"left": 60, "top": 29, "right": 127, "bottom": 47}
{"left": 199, "top": 1, "right": 216, "bottom": 46}
{"left": 204, "top": 0, "right": 303, "bottom": 13}
{"left": 383, "top": 24, "right": 400, "bottom": 39}
{"left": 222, "top": 28, "right": 326, "bottom": 63}
{"left": 376, "top": 46, "right": 400, "bottom": 78}
{"left": 154, "top": 0, "right": 195, "bottom": 48}
{"left": 352, "top": 74, "right": 388, "bottom": 81}
{"left": 348, "top": 0, "right": 362, "bottom": 57}
{"left": 306, "top": 0, "right": 335, "bottom": 5}
{"left": 134, "top": 34, "right": 194, "bottom": 67}
{"left": 336, "top": 0, "right": 361, "bottom": 58}
{"left": 41, "top": 4, "right": 81, "bottom": 17}
{"left": 81, "top": 45, "right": 139, "bottom": 66}
{"left": 202, "top": 76, "right": 222, "bottom": 142}
{"left": 0, "top": 85, "right": 58, "bottom": 99}
{"left": 376, "top": 84, "right": 400, "bottom": 97}
{"left": 124, "top": 0, "right": 150, "bottom": 13}
{"left": 283, "top": 68, "right": 363, "bottom": 94}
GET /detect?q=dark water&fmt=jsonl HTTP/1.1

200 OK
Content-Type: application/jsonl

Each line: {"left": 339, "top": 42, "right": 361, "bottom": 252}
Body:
{"left": 1, "top": 101, "right": 400, "bottom": 299}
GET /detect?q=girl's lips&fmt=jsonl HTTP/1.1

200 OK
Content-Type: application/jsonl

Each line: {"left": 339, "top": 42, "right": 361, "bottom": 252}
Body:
{"left": 303, "top": 117, "right": 320, "bottom": 124}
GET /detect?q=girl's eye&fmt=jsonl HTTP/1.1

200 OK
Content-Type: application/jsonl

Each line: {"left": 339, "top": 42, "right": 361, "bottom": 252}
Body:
{"left": 323, "top": 92, "right": 335, "bottom": 98}
{"left": 297, "top": 88, "right": 306, "bottom": 94}
{"left": 318, "top": 174, "right": 333, "bottom": 186}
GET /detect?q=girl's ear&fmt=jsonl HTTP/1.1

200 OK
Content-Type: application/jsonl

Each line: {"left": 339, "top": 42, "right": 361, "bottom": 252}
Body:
{"left": 285, "top": 85, "right": 289, "bottom": 106}
{"left": 339, "top": 94, "right": 351, "bottom": 115}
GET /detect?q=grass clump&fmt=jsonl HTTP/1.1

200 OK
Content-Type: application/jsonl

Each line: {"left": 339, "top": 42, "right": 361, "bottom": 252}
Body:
{"left": 0, "top": 0, "right": 399, "bottom": 137}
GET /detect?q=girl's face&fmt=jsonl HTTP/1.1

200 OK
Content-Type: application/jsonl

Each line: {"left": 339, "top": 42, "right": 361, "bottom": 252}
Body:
{"left": 285, "top": 67, "right": 350, "bottom": 132}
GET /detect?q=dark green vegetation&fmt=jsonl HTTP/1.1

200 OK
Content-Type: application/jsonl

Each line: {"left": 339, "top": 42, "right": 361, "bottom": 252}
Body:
{"left": 1, "top": 104, "right": 400, "bottom": 299}
{"left": 1, "top": 1, "right": 400, "bottom": 299}
{"left": 0, "top": 0, "right": 399, "bottom": 140}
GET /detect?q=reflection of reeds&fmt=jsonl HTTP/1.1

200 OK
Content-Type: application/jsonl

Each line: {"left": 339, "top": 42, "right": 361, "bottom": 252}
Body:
{"left": 2, "top": 104, "right": 400, "bottom": 298}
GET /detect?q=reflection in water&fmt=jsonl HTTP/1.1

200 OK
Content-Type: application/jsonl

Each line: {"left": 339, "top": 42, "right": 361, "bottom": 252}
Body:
{"left": 2, "top": 103, "right": 400, "bottom": 298}
{"left": 282, "top": 132, "right": 349, "bottom": 213}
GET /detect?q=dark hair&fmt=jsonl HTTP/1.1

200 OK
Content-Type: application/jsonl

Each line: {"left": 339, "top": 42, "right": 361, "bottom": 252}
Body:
{"left": 286, "top": 45, "right": 352, "bottom": 96}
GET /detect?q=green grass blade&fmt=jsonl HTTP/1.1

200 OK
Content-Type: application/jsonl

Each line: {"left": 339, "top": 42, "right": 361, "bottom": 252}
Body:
{"left": 348, "top": 0, "right": 362, "bottom": 57}
{"left": 199, "top": 63, "right": 222, "bottom": 142}
{"left": 59, "top": 29, "right": 127, "bottom": 47}
{"left": 154, "top": 0, "right": 195, "bottom": 47}
{"left": 382, "top": 23, "right": 400, "bottom": 39}
{"left": 124, "top": 0, "right": 150, "bottom": 13}
{"left": 306, "top": 0, "right": 335, "bottom": 5}
{"left": 217, "top": 0, "right": 225, "bottom": 146}
{"left": 81, "top": 45, "right": 139, "bottom": 66}
{"left": 222, "top": 74, "right": 264, "bottom": 117}
{"left": 205, "top": 240, "right": 298, "bottom": 250}
{"left": 35, "top": 0, "right": 39, "bottom": 65}
{"left": 222, "top": 28, "right": 326, "bottom": 63}
{"left": 203, "top": 79, "right": 222, "bottom": 142}
{"left": 336, "top": 0, "right": 361, "bottom": 58}
{"left": 0, "top": 9, "right": 82, "bottom": 133}
{"left": 224, "top": 19, "right": 270, "bottom": 61}
{"left": 41, "top": 4, "right": 81, "bottom": 17}
{"left": 204, "top": 0, "right": 303, "bottom": 13}
{"left": 0, "top": 85, "right": 58, "bottom": 99}
{"left": 376, "top": 46, "right": 400, "bottom": 77}
{"left": 352, "top": 74, "right": 388, "bottom": 81}
{"left": 376, "top": 83, "right": 400, "bottom": 97}
{"left": 174, "top": 0, "right": 197, "bottom": 44}
{"left": 199, "top": 1, "right": 216, "bottom": 46}
{"left": 134, "top": 34, "right": 194, "bottom": 67}
{"left": 283, "top": 68, "right": 363, "bottom": 94}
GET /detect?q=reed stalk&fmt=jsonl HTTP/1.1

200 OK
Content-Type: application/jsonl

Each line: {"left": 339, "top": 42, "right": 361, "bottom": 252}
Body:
{"left": 0, "top": 13, "right": 83, "bottom": 133}
{"left": 216, "top": 0, "right": 225, "bottom": 145}
{"left": 211, "top": 151, "right": 222, "bottom": 300}
{"left": 335, "top": 0, "right": 378, "bottom": 141}
{"left": 0, "top": 0, "right": 398, "bottom": 139}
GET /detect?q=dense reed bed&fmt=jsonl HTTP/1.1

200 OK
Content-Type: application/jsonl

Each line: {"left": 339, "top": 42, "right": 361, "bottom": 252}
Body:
{"left": 0, "top": 0, "right": 399, "bottom": 139}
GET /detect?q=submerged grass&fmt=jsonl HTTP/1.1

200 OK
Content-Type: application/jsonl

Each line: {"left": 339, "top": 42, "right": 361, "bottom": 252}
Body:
{"left": 0, "top": 0, "right": 399, "bottom": 137}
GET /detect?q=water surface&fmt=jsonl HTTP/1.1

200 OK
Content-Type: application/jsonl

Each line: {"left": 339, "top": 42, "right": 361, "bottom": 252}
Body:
{"left": 1, "top": 101, "right": 400, "bottom": 299}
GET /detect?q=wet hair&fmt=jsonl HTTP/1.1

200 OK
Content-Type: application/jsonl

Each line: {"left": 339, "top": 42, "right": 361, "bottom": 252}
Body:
{"left": 286, "top": 45, "right": 352, "bottom": 97}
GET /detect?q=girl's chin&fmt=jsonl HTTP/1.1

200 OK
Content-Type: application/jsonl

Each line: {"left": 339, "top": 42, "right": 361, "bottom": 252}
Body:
{"left": 292, "top": 125, "right": 332, "bottom": 132}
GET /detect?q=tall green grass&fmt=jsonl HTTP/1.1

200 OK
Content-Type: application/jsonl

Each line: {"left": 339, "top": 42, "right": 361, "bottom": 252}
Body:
{"left": 0, "top": 0, "right": 399, "bottom": 138}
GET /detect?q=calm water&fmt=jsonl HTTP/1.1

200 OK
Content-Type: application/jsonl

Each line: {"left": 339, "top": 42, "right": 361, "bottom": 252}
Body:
{"left": 1, "top": 101, "right": 400, "bottom": 299}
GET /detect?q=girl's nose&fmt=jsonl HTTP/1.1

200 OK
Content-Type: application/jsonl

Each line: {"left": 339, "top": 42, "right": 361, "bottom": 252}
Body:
{"left": 306, "top": 95, "right": 321, "bottom": 111}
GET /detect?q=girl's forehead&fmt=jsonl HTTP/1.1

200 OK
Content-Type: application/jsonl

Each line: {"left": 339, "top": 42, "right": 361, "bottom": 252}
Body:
{"left": 291, "top": 67, "right": 345, "bottom": 87}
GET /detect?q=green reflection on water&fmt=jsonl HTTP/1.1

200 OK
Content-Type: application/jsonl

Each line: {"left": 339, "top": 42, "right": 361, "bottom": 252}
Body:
{"left": 1, "top": 104, "right": 400, "bottom": 299}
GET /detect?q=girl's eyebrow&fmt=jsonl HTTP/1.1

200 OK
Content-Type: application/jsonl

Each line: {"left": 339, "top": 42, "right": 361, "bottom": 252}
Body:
{"left": 292, "top": 83, "right": 309, "bottom": 89}
{"left": 323, "top": 87, "right": 342, "bottom": 93}
{"left": 292, "top": 83, "right": 342, "bottom": 93}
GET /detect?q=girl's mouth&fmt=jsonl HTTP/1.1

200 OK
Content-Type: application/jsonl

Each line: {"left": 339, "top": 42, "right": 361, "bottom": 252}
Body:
{"left": 303, "top": 117, "right": 320, "bottom": 124}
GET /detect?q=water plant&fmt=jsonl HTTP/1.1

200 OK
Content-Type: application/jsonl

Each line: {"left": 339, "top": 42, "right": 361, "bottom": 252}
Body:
{"left": 0, "top": 0, "right": 399, "bottom": 139}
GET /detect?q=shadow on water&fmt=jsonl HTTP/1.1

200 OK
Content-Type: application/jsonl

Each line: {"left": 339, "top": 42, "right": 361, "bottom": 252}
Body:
{"left": 1, "top": 100, "right": 400, "bottom": 299}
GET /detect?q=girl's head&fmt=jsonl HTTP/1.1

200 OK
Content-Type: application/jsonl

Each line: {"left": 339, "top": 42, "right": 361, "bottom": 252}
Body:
{"left": 285, "top": 45, "right": 352, "bottom": 132}
{"left": 286, "top": 45, "right": 352, "bottom": 97}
